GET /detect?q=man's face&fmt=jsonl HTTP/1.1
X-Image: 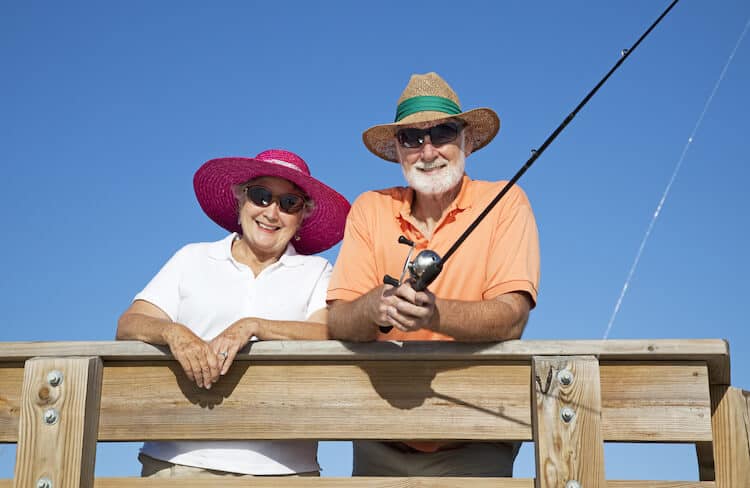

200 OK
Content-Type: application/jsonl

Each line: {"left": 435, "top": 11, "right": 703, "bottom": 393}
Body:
{"left": 395, "top": 120, "right": 469, "bottom": 196}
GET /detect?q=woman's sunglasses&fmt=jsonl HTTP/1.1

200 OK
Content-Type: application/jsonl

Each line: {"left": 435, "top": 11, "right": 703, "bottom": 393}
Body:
{"left": 396, "top": 122, "right": 464, "bottom": 149}
{"left": 245, "top": 185, "right": 307, "bottom": 214}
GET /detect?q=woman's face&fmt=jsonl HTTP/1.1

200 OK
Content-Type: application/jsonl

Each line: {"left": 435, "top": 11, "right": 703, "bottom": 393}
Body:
{"left": 238, "top": 176, "right": 306, "bottom": 259}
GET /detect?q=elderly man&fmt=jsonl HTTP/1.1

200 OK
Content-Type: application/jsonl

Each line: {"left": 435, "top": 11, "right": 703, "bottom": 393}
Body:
{"left": 327, "top": 72, "right": 540, "bottom": 477}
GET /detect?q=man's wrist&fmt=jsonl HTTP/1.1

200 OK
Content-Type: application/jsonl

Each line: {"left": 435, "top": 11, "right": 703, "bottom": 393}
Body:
{"left": 426, "top": 297, "right": 443, "bottom": 333}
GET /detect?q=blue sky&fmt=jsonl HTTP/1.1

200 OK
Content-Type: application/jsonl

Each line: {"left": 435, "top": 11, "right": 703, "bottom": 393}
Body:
{"left": 1, "top": 0, "right": 749, "bottom": 481}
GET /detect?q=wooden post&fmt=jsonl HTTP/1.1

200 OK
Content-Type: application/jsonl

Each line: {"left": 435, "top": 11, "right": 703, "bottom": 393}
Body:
{"left": 710, "top": 385, "right": 750, "bottom": 487}
{"left": 13, "top": 357, "right": 103, "bottom": 488}
{"left": 532, "top": 356, "right": 605, "bottom": 488}
{"left": 694, "top": 441, "right": 714, "bottom": 480}
{"left": 744, "top": 389, "right": 750, "bottom": 462}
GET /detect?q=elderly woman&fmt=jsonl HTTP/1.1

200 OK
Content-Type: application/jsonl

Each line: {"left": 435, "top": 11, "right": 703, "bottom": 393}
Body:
{"left": 116, "top": 149, "right": 349, "bottom": 478}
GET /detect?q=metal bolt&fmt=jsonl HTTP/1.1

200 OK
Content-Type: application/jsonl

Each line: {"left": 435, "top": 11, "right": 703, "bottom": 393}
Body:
{"left": 557, "top": 369, "right": 573, "bottom": 386}
{"left": 36, "top": 477, "right": 52, "bottom": 488}
{"left": 47, "top": 370, "right": 63, "bottom": 387}
{"left": 560, "top": 406, "right": 576, "bottom": 423}
{"left": 43, "top": 408, "right": 59, "bottom": 425}
{"left": 566, "top": 481, "right": 581, "bottom": 488}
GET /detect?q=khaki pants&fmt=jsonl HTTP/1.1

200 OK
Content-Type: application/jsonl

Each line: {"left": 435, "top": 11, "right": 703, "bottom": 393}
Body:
{"left": 138, "top": 453, "right": 320, "bottom": 478}
{"left": 352, "top": 441, "right": 520, "bottom": 477}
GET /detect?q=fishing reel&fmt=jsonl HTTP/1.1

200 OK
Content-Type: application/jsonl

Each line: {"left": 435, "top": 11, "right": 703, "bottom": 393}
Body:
{"left": 379, "top": 236, "right": 444, "bottom": 333}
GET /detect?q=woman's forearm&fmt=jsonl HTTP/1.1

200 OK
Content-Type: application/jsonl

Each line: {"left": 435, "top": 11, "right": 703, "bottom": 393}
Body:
{"left": 116, "top": 312, "right": 176, "bottom": 344}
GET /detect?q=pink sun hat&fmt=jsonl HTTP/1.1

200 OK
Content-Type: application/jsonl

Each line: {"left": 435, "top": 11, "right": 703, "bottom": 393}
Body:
{"left": 194, "top": 149, "right": 350, "bottom": 255}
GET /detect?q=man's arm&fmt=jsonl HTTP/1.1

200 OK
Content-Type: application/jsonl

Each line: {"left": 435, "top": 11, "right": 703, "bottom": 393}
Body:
{"left": 430, "top": 292, "right": 531, "bottom": 341}
{"left": 328, "top": 286, "right": 397, "bottom": 342}
{"left": 380, "top": 283, "right": 532, "bottom": 341}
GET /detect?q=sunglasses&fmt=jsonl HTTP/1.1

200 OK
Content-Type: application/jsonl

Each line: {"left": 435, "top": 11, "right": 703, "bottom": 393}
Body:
{"left": 396, "top": 122, "right": 464, "bottom": 149}
{"left": 244, "top": 185, "right": 307, "bottom": 214}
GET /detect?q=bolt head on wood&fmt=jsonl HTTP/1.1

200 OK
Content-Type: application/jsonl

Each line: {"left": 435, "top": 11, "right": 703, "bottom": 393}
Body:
{"left": 566, "top": 481, "right": 581, "bottom": 488}
{"left": 46, "top": 370, "right": 63, "bottom": 387}
{"left": 560, "top": 406, "right": 575, "bottom": 423}
{"left": 43, "top": 408, "right": 59, "bottom": 425}
{"left": 36, "top": 477, "right": 52, "bottom": 488}
{"left": 557, "top": 369, "right": 573, "bottom": 385}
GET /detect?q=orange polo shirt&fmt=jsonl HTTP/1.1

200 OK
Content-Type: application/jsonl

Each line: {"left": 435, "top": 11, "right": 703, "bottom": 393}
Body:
{"left": 327, "top": 175, "right": 540, "bottom": 342}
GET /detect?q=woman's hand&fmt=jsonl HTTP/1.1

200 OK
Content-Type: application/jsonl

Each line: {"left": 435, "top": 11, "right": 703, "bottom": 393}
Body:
{"left": 163, "top": 323, "right": 221, "bottom": 389}
{"left": 209, "top": 319, "right": 257, "bottom": 376}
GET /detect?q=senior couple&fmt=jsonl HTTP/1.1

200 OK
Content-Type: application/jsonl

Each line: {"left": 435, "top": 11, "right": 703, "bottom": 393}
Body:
{"left": 117, "top": 72, "right": 540, "bottom": 478}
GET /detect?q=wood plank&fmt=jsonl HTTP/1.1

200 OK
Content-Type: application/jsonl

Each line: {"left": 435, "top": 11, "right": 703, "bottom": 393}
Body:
{"left": 710, "top": 385, "right": 750, "bottom": 488}
{"left": 0, "top": 479, "right": 719, "bottom": 487}
{"left": 744, "top": 389, "right": 750, "bottom": 461}
{"left": 0, "top": 339, "right": 731, "bottom": 384}
{"left": 532, "top": 356, "right": 605, "bottom": 488}
{"left": 91, "top": 478, "right": 532, "bottom": 488}
{"left": 600, "top": 362, "right": 712, "bottom": 442}
{"left": 97, "top": 361, "right": 531, "bottom": 441}
{"left": 0, "top": 364, "right": 23, "bottom": 443}
{"left": 13, "top": 357, "right": 103, "bottom": 488}
{"left": 607, "top": 484, "right": 716, "bottom": 488}
{"left": 0, "top": 361, "right": 713, "bottom": 443}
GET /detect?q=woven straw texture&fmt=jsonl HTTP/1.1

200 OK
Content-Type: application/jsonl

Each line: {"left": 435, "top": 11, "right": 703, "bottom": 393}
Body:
{"left": 363, "top": 72, "right": 500, "bottom": 162}
{"left": 193, "top": 150, "right": 350, "bottom": 255}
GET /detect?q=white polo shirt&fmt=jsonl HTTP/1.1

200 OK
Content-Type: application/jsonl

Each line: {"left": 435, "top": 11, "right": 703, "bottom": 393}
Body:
{"left": 134, "top": 233, "right": 330, "bottom": 475}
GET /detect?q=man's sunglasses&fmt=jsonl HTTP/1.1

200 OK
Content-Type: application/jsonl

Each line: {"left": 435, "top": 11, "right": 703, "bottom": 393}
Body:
{"left": 245, "top": 185, "right": 307, "bottom": 214}
{"left": 396, "top": 122, "right": 464, "bottom": 149}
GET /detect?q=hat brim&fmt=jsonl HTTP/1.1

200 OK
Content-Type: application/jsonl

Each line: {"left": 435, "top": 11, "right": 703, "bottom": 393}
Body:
{"left": 362, "top": 107, "right": 500, "bottom": 162}
{"left": 194, "top": 157, "right": 350, "bottom": 255}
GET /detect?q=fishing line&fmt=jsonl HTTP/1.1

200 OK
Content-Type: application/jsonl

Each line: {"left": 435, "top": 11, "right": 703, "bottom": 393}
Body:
{"left": 603, "top": 15, "right": 750, "bottom": 340}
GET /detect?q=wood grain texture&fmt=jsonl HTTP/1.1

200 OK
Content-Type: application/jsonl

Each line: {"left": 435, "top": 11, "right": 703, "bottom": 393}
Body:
{"left": 744, "top": 389, "right": 750, "bottom": 463}
{"left": 0, "top": 479, "right": 720, "bottom": 487}
{"left": 710, "top": 385, "right": 750, "bottom": 488}
{"left": 96, "top": 361, "right": 531, "bottom": 441}
{"left": 0, "top": 364, "right": 22, "bottom": 444}
{"left": 1, "top": 361, "right": 713, "bottom": 443}
{"left": 600, "top": 362, "right": 712, "bottom": 442}
{"left": 13, "top": 357, "right": 102, "bottom": 488}
{"left": 0, "top": 339, "right": 731, "bottom": 384}
{"left": 532, "top": 356, "right": 605, "bottom": 488}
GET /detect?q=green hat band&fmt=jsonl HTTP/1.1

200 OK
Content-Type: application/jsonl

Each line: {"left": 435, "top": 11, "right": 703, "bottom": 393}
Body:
{"left": 394, "top": 96, "right": 461, "bottom": 122}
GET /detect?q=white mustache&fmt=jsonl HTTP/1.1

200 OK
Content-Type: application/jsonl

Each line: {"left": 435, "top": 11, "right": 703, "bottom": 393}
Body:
{"left": 414, "top": 160, "right": 449, "bottom": 171}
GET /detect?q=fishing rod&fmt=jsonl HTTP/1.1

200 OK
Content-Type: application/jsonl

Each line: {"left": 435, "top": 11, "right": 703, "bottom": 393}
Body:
{"left": 380, "top": 0, "right": 681, "bottom": 332}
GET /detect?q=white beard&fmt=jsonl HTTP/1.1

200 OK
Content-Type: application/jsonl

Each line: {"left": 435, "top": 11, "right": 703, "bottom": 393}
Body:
{"left": 401, "top": 151, "right": 465, "bottom": 196}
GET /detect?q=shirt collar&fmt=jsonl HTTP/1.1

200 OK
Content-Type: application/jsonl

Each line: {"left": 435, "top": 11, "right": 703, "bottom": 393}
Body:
{"left": 207, "top": 233, "right": 305, "bottom": 268}
{"left": 394, "top": 174, "right": 473, "bottom": 221}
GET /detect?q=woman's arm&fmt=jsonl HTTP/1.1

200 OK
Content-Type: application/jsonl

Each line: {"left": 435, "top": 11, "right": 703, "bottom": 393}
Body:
{"left": 117, "top": 300, "right": 221, "bottom": 389}
{"left": 208, "top": 307, "right": 329, "bottom": 375}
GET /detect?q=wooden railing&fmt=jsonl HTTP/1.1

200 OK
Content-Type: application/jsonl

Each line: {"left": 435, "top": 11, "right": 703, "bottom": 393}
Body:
{"left": 0, "top": 339, "right": 748, "bottom": 487}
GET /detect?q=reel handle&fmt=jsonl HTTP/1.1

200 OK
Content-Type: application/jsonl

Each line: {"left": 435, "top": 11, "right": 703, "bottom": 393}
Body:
{"left": 383, "top": 275, "right": 400, "bottom": 287}
{"left": 379, "top": 275, "right": 399, "bottom": 333}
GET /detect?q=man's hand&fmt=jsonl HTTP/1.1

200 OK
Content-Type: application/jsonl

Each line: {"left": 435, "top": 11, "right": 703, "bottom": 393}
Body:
{"left": 162, "top": 323, "right": 221, "bottom": 389}
{"left": 209, "top": 319, "right": 256, "bottom": 376}
{"left": 377, "top": 281, "right": 438, "bottom": 333}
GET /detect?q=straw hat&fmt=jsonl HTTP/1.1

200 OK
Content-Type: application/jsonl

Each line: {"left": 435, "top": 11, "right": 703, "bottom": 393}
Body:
{"left": 194, "top": 149, "right": 350, "bottom": 255}
{"left": 362, "top": 72, "right": 500, "bottom": 162}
